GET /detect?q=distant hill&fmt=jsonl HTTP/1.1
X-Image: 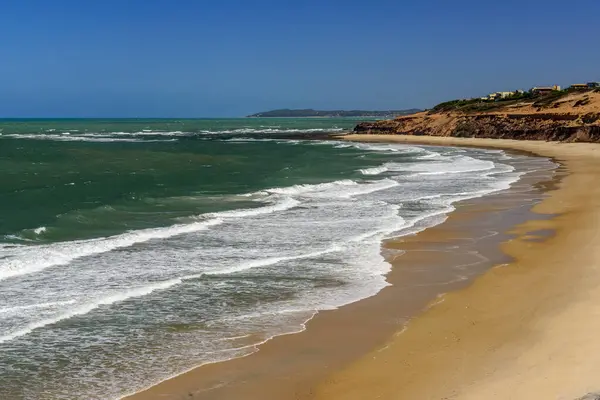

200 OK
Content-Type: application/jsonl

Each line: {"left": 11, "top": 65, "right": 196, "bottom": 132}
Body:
{"left": 247, "top": 108, "right": 421, "bottom": 118}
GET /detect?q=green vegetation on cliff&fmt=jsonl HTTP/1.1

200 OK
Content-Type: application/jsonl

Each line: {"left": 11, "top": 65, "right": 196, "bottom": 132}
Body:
{"left": 431, "top": 89, "right": 597, "bottom": 114}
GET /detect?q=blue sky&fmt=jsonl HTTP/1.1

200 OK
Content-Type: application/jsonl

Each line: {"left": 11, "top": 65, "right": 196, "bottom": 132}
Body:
{"left": 1, "top": 0, "right": 599, "bottom": 117}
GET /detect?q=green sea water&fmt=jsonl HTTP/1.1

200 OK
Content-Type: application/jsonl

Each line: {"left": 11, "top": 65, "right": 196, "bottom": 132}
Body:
{"left": 0, "top": 118, "right": 555, "bottom": 399}
{"left": 0, "top": 118, "right": 358, "bottom": 242}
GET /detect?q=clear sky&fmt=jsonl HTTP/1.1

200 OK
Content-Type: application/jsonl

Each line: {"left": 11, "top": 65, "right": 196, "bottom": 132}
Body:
{"left": 1, "top": 0, "right": 599, "bottom": 117}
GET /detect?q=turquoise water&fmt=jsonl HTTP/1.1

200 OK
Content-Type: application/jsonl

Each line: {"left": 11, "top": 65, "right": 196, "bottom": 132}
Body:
{"left": 0, "top": 119, "right": 554, "bottom": 399}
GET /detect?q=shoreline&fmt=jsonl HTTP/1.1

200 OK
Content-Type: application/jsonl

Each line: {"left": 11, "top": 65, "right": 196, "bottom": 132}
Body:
{"left": 125, "top": 136, "right": 559, "bottom": 400}
{"left": 312, "top": 134, "right": 600, "bottom": 400}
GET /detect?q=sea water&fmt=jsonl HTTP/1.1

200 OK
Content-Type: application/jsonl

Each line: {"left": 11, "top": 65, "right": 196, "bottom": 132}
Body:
{"left": 0, "top": 118, "right": 555, "bottom": 399}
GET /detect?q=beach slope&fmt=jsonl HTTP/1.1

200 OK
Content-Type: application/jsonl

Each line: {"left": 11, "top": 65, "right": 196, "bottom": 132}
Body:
{"left": 314, "top": 135, "right": 600, "bottom": 400}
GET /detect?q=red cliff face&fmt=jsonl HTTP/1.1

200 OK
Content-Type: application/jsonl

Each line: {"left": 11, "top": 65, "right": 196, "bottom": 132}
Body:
{"left": 354, "top": 92, "right": 600, "bottom": 143}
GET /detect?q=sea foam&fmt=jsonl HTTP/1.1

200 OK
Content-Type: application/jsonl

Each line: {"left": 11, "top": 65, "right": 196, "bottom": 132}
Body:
{"left": 0, "top": 194, "right": 305, "bottom": 282}
{"left": 0, "top": 279, "right": 182, "bottom": 344}
{"left": 0, "top": 138, "right": 555, "bottom": 400}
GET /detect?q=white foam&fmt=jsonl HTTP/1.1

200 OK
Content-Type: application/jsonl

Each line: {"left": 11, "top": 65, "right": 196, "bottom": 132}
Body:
{"left": 0, "top": 176, "right": 405, "bottom": 283}
{"left": 255, "top": 178, "right": 399, "bottom": 199}
{"left": 343, "top": 141, "right": 432, "bottom": 154}
{"left": 422, "top": 153, "right": 442, "bottom": 159}
{"left": 0, "top": 279, "right": 181, "bottom": 344}
{"left": 258, "top": 179, "right": 357, "bottom": 196}
{"left": 0, "top": 195, "right": 302, "bottom": 282}
{"left": 0, "top": 218, "right": 224, "bottom": 282}
{"left": 3, "top": 134, "right": 176, "bottom": 143}
{"left": 87, "top": 131, "right": 187, "bottom": 137}
{"left": 331, "top": 179, "right": 399, "bottom": 198}
{"left": 116, "top": 310, "right": 320, "bottom": 400}
{"left": 202, "top": 127, "right": 345, "bottom": 135}
{"left": 347, "top": 210, "right": 405, "bottom": 243}
{"left": 0, "top": 141, "right": 552, "bottom": 400}
{"left": 2, "top": 127, "right": 347, "bottom": 144}
{"left": 205, "top": 245, "right": 343, "bottom": 276}
{"left": 386, "top": 172, "right": 524, "bottom": 239}
{"left": 209, "top": 196, "right": 300, "bottom": 218}
{"left": 359, "top": 165, "right": 388, "bottom": 175}
{"left": 0, "top": 300, "right": 76, "bottom": 314}
{"left": 33, "top": 226, "right": 47, "bottom": 235}
{"left": 416, "top": 165, "right": 495, "bottom": 176}
{"left": 403, "top": 155, "right": 495, "bottom": 176}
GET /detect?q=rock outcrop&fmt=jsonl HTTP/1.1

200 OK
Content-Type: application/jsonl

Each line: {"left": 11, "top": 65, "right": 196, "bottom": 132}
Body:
{"left": 576, "top": 393, "right": 600, "bottom": 400}
{"left": 354, "top": 92, "right": 600, "bottom": 143}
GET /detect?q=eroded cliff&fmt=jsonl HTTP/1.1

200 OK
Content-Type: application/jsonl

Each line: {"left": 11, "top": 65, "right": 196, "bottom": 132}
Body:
{"left": 354, "top": 91, "right": 600, "bottom": 142}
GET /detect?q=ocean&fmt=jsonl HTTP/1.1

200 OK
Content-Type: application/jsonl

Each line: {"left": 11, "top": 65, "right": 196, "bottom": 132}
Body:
{"left": 0, "top": 118, "right": 555, "bottom": 399}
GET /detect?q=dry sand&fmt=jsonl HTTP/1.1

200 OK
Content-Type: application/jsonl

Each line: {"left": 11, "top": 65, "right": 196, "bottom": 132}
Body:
{"left": 125, "top": 152, "right": 546, "bottom": 400}
{"left": 126, "top": 134, "right": 577, "bottom": 400}
{"left": 312, "top": 135, "right": 600, "bottom": 400}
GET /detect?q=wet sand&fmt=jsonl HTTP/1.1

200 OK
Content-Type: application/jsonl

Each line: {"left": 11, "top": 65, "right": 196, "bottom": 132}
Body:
{"left": 312, "top": 135, "right": 600, "bottom": 400}
{"left": 126, "top": 137, "right": 560, "bottom": 400}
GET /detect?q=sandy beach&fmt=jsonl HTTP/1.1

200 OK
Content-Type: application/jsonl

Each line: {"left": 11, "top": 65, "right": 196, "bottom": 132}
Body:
{"left": 6, "top": 3, "right": 599, "bottom": 399}
{"left": 312, "top": 135, "right": 600, "bottom": 400}
{"left": 123, "top": 134, "right": 600, "bottom": 400}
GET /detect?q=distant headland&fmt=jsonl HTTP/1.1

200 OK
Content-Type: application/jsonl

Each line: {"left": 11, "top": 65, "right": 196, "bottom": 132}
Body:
{"left": 246, "top": 109, "right": 421, "bottom": 118}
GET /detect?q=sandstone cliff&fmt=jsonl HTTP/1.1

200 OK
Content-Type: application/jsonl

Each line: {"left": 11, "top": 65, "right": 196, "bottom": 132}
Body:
{"left": 354, "top": 91, "right": 600, "bottom": 142}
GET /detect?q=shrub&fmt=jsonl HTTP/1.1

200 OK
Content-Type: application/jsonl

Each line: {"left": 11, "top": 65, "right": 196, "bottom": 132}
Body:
{"left": 533, "top": 91, "right": 570, "bottom": 107}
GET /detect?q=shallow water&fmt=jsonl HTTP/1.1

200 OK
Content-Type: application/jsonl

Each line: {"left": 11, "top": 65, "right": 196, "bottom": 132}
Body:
{"left": 0, "top": 119, "right": 555, "bottom": 399}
